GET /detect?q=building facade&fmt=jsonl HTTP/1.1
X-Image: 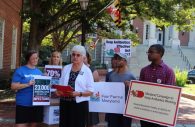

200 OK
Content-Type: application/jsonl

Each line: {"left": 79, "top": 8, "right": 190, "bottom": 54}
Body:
{"left": 0, "top": 0, "right": 22, "bottom": 80}
{"left": 133, "top": 18, "right": 195, "bottom": 48}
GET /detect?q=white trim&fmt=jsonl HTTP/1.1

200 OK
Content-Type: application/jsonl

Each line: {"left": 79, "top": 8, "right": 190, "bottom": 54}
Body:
{"left": 143, "top": 21, "right": 150, "bottom": 45}
{"left": 11, "top": 26, "right": 17, "bottom": 69}
{"left": 0, "top": 18, "right": 5, "bottom": 69}
{"left": 188, "top": 25, "right": 195, "bottom": 48}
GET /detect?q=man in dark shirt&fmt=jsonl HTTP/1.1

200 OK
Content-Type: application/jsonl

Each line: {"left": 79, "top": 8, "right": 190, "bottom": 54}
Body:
{"left": 139, "top": 44, "right": 176, "bottom": 127}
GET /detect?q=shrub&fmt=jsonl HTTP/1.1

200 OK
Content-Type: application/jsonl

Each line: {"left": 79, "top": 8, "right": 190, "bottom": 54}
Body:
{"left": 174, "top": 68, "right": 188, "bottom": 87}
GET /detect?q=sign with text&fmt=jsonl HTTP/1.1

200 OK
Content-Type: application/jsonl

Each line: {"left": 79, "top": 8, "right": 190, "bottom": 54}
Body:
{"left": 33, "top": 76, "right": 51, "bottom": 106}
{"left": 45, "top": 65, "right": 62, "bottom": 85}
{"left": 89, "top": 82, "right": 125, "bottom": 114}
{"left": 124, "top": 80, "right": 181, "bottom": 127}
{"left": 104, "top": 39, "right": 131, "bottom": 57}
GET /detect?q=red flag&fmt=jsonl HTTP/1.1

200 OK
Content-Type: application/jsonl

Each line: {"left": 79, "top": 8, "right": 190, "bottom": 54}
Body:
{"left": 106, "top": 0, "right": 122, "bottom": 27}
{"left": 90, "top": 39, "right": 99, "bottom": 49}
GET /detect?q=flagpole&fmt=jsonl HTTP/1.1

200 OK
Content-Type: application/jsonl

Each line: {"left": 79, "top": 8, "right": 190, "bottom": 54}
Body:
{"left": 89, "top": 0, "right": 115, "bottom": 22}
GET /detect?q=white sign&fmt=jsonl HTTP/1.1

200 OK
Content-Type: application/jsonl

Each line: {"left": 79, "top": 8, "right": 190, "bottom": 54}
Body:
{"left": 33, "top": 75, "right": 51, "bottom": 106}
{"left": 89, "top": 82, "right": 125, "bottom": 114}
{"left": 43, "top": 106, "right": 59, "bottom": 125}
{"left": 124, "top": 80, "right": 182, "bottom": 127}
{"left": 104, "top": 39, "right": 131, "bottom": 57}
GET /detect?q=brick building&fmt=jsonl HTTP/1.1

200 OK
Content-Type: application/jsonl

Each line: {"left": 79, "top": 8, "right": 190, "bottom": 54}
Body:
{"left": 0, "top": 0, "right": 22, "bottom": 81}
{"left": 133, "top": 18, "right": 193, "bottom": 48}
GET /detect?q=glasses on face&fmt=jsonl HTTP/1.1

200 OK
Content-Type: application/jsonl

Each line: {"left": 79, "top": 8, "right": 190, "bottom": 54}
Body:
{"left": 72, "top": 53, "right": 81, "bottom": 57}
{"left": 146, "top": 51, "right": 159, "bottom": 55}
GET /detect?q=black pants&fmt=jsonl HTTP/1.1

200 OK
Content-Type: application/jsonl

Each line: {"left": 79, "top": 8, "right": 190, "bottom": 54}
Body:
{"left": 59, "top": 99, "right": 88, "bottom": 127}
{"left": 140, "top": 121, "right": 167, "bottom": 127}
{"left": 16, "top": 105, "right": 43, "bottom": 124}
{"left": 107, "top": 113, "right": 132, "bottom": 127}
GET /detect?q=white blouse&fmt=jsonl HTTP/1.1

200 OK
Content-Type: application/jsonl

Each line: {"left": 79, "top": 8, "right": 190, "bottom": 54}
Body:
{"left": 59, "top": 63, "right": 94, "bottom": 103}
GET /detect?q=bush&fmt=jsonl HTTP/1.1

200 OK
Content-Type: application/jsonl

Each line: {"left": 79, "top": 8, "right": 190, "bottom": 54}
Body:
{"left": 174, "top": 68, "right": 188, "bottom": 87}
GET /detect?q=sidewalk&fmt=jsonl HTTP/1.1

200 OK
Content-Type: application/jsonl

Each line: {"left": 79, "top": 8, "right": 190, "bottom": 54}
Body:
{"left": 0, "top": 96, "right": 195, "bottom": 127}
{"left": 0, "top": 75, "right": 195, "bottom": 127}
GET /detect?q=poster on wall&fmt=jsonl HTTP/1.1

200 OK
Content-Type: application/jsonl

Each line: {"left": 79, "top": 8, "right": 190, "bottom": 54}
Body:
{"left": 33, "top": 75, "right": 51, "bottom": 106}
{"left": 104, "top": 39, "right": 131, "bottom": 57}
{"left": 124, "top": 80, "right": 182, "bottom": 127}
{"left": 89, "top": 82, "right": 125, "bottom": 114}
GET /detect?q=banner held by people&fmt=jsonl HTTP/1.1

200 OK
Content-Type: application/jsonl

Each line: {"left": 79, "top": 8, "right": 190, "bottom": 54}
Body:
{"left": 124, "top": 80, "right": 182, "bottom": 127}
{"left": 104, "top": 39, "right": 131, "bottom": 57}
{"left": 89, "top": 82, "right": 125, "bottom": 114}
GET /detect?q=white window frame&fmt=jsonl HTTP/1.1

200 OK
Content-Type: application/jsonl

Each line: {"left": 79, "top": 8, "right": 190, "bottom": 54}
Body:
{"left": 11, "top": 26, "right": 17, "bottom": 69}
{"left": 0, "top": 18, "right": 5, "bottom": 69}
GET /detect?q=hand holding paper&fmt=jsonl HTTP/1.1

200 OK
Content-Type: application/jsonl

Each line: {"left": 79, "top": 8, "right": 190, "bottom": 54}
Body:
{"left": 52, "top": 84, "right": 74, "bottom": 97}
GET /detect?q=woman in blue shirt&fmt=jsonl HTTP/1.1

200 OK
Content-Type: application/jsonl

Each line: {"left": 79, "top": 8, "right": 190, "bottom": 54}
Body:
{"left": 11, "top": 50, "right": 43, "bottom": 127}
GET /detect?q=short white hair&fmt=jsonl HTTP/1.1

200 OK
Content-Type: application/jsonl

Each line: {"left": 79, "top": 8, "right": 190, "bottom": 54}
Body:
{"left": 71, "top": 45, "right": 86, "bottom": 56}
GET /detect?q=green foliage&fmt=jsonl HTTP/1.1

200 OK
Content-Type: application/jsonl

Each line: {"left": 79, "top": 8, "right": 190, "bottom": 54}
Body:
{"left": 41, "top": 35, "right": 53, "bottom": 47}
{"left": 183, "top": 84, "right": 195, "bottom": 95}
{"left": 174, "top": 68, "right": 188, "bottom": 87}
{"left": 38, "top": 46, "right": 53, "bottom": 66}
{"left": 22, "top": 0, "right": 195, "bottom": 51}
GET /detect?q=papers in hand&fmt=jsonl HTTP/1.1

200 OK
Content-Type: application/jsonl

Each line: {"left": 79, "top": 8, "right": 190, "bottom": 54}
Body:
{"left": 52, "top": 84, "right": 74, "bottom": 97}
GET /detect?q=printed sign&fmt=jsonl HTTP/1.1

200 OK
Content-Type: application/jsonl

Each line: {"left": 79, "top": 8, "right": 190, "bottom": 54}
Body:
{"left": 104, "top": 39, "right": 131, "bottom": 57}
{"left": 44, "top": 106, "right": 59, "bottom": 125}
{"left": 33, "top": 76, "right": 51, "bottom": 106}
{"left": 89, "top": 82, "right": 125, "bottom": 114}
{"left": 124, "top": 80, "right": 182, "bottom": 127}
{"left": 45, "top": 65, "right": 62, "bottom": 85}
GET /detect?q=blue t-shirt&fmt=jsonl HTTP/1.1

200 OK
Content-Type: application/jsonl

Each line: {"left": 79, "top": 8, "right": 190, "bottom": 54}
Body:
{"left": 12, "top": 65, "right": 43, "bottom": 106}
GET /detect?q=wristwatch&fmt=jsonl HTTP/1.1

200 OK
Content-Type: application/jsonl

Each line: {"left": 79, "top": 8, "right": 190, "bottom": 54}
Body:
{"left": 79, "top": 92, "right": 82, "bottom": 97}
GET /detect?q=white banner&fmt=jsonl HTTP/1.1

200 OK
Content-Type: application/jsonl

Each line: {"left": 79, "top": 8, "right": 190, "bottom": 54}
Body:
{"left": 124, "top": 80, "right": 182, "bottom": 127}
{"left": 32, "top": 75, "right": 51, "bottom": 106}
{"left": 89, "top": 82, "right": 125, "bottom": 114}
{"left": 104, "top": 39, "right": 131, "bottom": 57}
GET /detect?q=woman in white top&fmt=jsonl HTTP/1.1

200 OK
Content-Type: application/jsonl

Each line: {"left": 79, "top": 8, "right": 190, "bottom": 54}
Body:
{"left": 58, "top": 45, "right": 94, "bottom": 127}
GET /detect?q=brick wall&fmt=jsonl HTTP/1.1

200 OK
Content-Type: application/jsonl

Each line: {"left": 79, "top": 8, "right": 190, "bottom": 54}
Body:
{"left": 0, "top": 0, "right": 22, "bottom": 80}
{"left": 179, "top": 31, "right": 189, "bottom": 46}
{"left": 133, "top": 18, "right": 144, "bottom": 44}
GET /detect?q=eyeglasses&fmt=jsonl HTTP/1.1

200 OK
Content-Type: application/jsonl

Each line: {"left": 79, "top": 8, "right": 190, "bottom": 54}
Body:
{"left": 72, "top": 53, "right": 81, "bottom": 57}
{"left": 146, "top": 51, "right": 159, "bottom": 54}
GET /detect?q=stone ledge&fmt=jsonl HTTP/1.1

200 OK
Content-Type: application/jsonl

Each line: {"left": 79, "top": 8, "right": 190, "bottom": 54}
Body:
{"left": 182, "top": 93, "right": 195, "bottom": 101}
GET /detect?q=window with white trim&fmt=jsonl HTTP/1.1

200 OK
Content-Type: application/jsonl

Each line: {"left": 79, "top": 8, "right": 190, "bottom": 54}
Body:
{"left": 145, "top": 24, "right": 150, "bottom": 40}
{"left": 11, "top": 26, "right": 17, "bottom": 69}
{"left": 0, "top": 19, "right": 5, "bottom": 69}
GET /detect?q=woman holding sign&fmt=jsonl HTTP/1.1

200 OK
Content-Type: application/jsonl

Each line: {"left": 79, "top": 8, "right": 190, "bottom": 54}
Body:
{"left": 11, "top": 50, "right": 43, "bottom": 127}
{"left": 58, "top": 45, "right": 94, "bottom": 127}
{"left": 49, "top": 51, "right": 62, "bottom": 65}
{"left": 45, "top": 51, "right": 63, "bottom": 97}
